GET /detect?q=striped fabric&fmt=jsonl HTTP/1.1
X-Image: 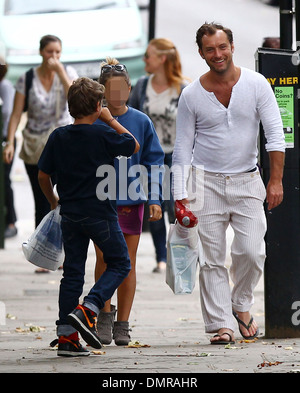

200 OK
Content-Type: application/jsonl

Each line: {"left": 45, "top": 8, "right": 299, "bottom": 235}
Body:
{"left": 195, "top": 170, "right": 267, "bottom": 333}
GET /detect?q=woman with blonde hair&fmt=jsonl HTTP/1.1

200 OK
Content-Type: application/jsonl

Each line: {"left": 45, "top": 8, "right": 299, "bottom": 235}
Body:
{"left": 129, "top": 38, "right": 190, "bottom": 273}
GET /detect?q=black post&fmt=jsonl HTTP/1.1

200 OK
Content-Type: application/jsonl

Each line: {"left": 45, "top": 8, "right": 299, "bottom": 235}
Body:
{"left": 0, "top": 100, "right": 4, "bottom": 249}
{"left": 296, "top": 0, "right": 300, "bottom": 50}
{"left": 257, "top": 0, "right": 300, "bottom": 338}
{"left": 280, "top": 0, "right": 293, "bottom": 49}
{"left": 148, "top": 0, "right": 156, "bottom": 41}
{"left": 257, "top": 47, "right": 300, "bottom": 338}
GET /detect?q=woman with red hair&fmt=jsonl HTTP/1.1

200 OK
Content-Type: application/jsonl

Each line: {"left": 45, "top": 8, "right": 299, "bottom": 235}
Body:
{"left": 129, "top": 38, "right": 190, "bottom": 273}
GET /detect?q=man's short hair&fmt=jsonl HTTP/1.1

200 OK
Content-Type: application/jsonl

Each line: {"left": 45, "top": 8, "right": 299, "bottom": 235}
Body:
{"left": 68, "top": 77, "right": 105, "bottom": 119}
{"left": 196, "top": 22, "right": 233, "bottom": 50}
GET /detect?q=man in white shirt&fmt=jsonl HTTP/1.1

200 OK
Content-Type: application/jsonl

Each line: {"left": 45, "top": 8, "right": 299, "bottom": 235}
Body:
{"left": 172, "top": 23, "right": 285, "bottom": 345}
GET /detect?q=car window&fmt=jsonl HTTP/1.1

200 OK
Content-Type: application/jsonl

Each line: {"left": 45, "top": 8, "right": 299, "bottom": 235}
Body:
{"left": 4, "top": 0, "right": 129, "bottom": 15}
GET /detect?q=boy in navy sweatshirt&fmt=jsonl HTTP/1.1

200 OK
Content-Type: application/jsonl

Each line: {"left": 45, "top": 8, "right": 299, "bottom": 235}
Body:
{"left": 38, "top": 77, "right": 139, "bottom": 356}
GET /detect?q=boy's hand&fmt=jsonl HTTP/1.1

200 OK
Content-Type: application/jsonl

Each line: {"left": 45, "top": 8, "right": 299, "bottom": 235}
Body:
{"left": 50, "top": 197, "right": 59, "bottom": 211}
{"left": 99, "top": 107, "right": 113, "bottom": 124}
{"left": 98, "top": 107, "right": 140, "bottom": 153}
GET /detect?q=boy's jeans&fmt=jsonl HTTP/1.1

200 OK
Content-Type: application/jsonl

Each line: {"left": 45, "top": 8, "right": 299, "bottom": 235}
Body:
{"left": 56, "top": 214, "right": 131, "bottom": 337}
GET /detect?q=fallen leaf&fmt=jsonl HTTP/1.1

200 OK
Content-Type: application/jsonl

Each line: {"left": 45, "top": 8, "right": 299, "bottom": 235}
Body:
{"left": 15, "top": 327, "right": 27, "bottom": 333}
{"left": 196, "top": 352, "right": 211, "bottom": 357}
{"left": 29, "top": 326, "right": 42, "bottom": 332}
{"left": 224, "top": 344, "right": 239, "bottom": 349}
{"left": 92, "top": 350, "right": 106, "bottom": 355}
{"left": 15, "top": 325, "right": 46, "bottom": 333}
{"left": 258, "top": 360, "right": 282, "bottom": 368}
{"left": 24, "top": 324, "right": 46, "bottom": 332}
{"left": 126, "top": 340, "right": 151, "bottom": 348}
{"left": 6, "top": 313, "right": 16, "bottom": 320}
{"left": 239, "top": 339, "right": 257, "bottom": 343}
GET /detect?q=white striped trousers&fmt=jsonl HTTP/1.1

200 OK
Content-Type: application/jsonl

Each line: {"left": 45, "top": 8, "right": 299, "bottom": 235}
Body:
{"left": 195, "top": 169, "right": 267, "bottom": 333}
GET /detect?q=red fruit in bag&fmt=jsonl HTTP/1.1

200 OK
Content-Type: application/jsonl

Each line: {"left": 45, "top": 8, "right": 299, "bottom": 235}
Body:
{"left": 175, "top": 200, "right": 198, "bottom": 228}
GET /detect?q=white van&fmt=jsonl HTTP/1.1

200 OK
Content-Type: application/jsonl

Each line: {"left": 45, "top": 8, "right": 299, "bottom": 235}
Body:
{"left": 0, "top": 0, "right": 147, "bottom": 85}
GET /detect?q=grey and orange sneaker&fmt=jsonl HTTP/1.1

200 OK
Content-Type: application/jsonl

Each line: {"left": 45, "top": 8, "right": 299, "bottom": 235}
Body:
{"left": 67, "top": 305, "right": 102, "bottom": 349}
{"left": 50, "top": 333, "right": 90, "bottom": 357}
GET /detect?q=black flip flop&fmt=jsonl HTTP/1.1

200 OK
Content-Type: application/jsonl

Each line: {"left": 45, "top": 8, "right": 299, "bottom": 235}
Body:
{"left": 210, "top": 332, "right": 235, "bottom": 345}
{"left": 233, "top": 311, "right": 259, "bottom": 339}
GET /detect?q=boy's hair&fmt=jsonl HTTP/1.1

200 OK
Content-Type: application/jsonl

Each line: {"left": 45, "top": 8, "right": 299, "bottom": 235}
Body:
{"left": 196, "top": 22, "right": 233, "bottom": 50}
{"left": 68, "top": 77, "right": 105, "bottom": 119}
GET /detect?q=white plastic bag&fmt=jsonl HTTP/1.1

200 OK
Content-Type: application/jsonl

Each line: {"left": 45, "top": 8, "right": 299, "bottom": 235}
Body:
{"left": 22, "top": 206, "right": 64, "bottom": 271}
{"left": 166, "top": 221, "right": 200, "bottom": 294}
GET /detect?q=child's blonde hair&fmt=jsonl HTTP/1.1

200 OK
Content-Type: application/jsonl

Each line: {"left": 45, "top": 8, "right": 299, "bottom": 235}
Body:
{"left": 99, "top": 57, "right": 131, "bottom": 87}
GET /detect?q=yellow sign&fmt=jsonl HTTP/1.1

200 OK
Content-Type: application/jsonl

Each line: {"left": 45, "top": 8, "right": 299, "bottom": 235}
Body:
{"left": 267, "top": 77, "right": 298, "bottom": 86}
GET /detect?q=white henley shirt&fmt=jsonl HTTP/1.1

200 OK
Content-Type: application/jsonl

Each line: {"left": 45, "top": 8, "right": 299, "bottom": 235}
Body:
{"left": 172, "top": 67, "right": 285, "bottom": 200}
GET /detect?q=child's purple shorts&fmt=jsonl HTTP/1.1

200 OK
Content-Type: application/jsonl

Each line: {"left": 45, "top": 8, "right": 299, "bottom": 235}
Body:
{"left": 117, "top": 203, "right": 144, "bottom": 235}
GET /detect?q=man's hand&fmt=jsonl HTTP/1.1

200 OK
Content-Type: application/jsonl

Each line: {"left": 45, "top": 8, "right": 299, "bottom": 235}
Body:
{"left": 267, "top": 151, "right": 285, "bottom": 210}
{"left": 266, "top": 180, "right": 283, "bottom": 210}
{"left": 177, "top": 198, "right": 189, "bottom": 206}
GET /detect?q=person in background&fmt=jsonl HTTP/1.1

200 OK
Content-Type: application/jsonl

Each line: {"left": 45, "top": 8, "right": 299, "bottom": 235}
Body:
{"left": 0, "top": 57, "right": 17, "bottom": 238}
{"left": 94, "top": 58, "right": 164, "bottom": 346}
{"left": 129, "top": 38, "right": 190, "bottom": 273}
{"left": 262, "top": 37, "right": 280, "bottom": 49}
{"left": 3, "top": 35, "right": 78, "bottom": 227}
{"left": 3, "top": 35, "right": 78, "bottom": 272}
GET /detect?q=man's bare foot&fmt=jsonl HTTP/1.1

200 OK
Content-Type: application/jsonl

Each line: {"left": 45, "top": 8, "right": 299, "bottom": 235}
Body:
{"left": 233, "top": 311, "right": 259, "bottom": 338}
{"left": 210, "top": 328, "right": 235, "bottom": 344}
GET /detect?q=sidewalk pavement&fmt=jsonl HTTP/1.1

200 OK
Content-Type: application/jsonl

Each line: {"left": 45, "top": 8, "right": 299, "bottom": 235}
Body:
{"left": 1, "top": 168, "right": 300, "bottom": 374}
